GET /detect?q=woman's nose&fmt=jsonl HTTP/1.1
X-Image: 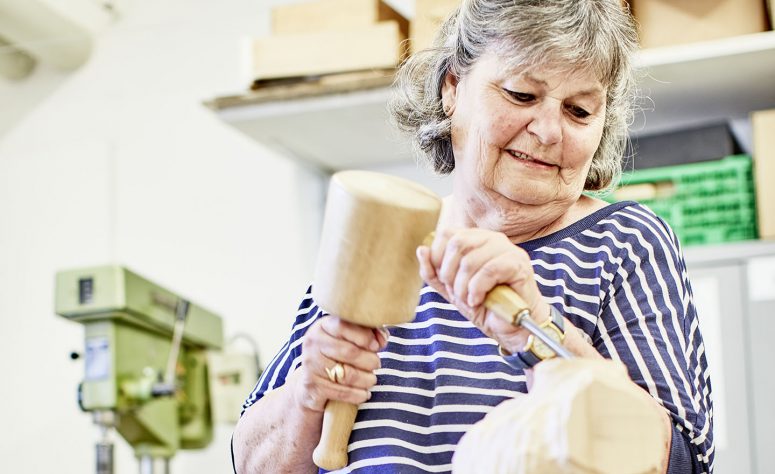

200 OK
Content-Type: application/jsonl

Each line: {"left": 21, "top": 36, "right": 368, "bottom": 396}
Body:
{"left": 526, "top": 101, "right": 563, "bottom": 146}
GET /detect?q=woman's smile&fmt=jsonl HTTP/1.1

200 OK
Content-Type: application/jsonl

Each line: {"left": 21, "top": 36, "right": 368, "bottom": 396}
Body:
{"left": 505, "top": 149, "right": 557, "bottom": 170}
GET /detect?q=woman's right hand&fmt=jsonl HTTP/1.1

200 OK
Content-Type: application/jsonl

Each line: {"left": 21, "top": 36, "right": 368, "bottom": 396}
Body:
{"left": 295, "top": 316, "right": 388, "bottom": 412}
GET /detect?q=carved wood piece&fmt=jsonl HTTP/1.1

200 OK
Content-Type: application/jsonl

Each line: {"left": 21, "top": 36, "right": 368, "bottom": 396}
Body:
{"left": 453, "top": 359, "right": 668, "bottom": 474}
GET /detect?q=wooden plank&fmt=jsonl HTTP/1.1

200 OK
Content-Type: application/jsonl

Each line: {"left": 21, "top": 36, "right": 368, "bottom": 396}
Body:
{"left": 251, "top": 21, "right": 406, "bottom": 81}
{"left": 376, "top": 0, "right": 410, "bottom": 39}
{"left": 411, "top": 0, "right": 459, "bottom": 52}
{"left": 272, "top": 0, "right": 409, "bottom": 38}
{"left": 769, "top": 0, "right": 775, "bottom": 29}
{"left": 203, "top": 69, "right": 395, "bottom": 110}
{"left": 753, "top": 109, "right": 775, "bottom": 239}
{"left": 631, "top": 0, "right": 768, "bottom": 49}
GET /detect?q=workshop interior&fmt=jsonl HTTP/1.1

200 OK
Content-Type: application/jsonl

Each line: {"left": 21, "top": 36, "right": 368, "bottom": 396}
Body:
{"left": 1, "top": 0, "right": 775, "bottom": 472}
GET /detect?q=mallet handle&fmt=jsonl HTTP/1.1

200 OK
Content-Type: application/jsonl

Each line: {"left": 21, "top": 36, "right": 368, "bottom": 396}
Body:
{"left": 312, "top": 400, "right": 358, "bottom": 470}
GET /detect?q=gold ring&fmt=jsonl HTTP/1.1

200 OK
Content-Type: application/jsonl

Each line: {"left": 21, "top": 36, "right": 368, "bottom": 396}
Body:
{"left": 325, "top": 363, "right": 345, "bottom": 384}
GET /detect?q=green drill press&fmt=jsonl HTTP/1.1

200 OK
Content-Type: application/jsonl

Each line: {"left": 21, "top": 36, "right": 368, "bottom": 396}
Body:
{"left": 55, "top": 265, "right": 224, "bottom": 474}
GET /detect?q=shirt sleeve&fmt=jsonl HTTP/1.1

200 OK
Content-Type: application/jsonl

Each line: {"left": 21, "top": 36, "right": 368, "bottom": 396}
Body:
{"left": 240, "top": 285, "right": 326, "bottom": 415}
{"left": 668, "top": 423, "right": 703, "bottom": 473}
{"left": 595, "top": 205, "right": 714, "bottom": 473}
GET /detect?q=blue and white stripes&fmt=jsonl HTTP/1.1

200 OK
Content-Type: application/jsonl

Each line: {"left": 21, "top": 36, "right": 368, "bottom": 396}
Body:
{"left": 242, "top": 201, "right": 713, "bottom": 474}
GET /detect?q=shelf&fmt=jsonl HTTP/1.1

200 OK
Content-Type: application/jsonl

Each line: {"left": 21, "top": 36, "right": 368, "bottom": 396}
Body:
{"left": 684, "top": 239, "right": 775, "bottom": 268}
{"left": 634, "top": 31, "right": 775, "bottom": 134}
{"left": 206, "top": 31, "right": 775, "bottom": 172}
{"left": 206, "top": 70, "right": 407, "bottom": 172}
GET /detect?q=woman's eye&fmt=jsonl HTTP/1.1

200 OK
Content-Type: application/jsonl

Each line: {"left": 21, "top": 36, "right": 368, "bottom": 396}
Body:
{"left": 505, "top": 89, "right": 535, "bottom": 103}
{"left": 568, "top": 105, "right": 591, "bottom": 119}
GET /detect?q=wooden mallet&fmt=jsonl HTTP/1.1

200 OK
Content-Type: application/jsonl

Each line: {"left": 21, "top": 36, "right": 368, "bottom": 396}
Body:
{"left": 311, "top": 170, "right": 571, "bottom": 470}
{"left": 311, "top": 170, "right": 442, "bottom": 470}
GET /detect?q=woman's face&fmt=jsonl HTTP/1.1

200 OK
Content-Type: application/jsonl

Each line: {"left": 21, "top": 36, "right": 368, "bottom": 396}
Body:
{"left": 441, "top": 51, "right": 607, "bottom": 230}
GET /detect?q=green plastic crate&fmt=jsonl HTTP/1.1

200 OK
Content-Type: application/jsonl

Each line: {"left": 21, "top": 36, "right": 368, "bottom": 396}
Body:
{"left": 609, "top": 155, "right": 757, "bottom": 246}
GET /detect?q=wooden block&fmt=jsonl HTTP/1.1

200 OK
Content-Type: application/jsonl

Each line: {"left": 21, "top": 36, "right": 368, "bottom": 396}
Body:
{"left": 753, "top": 109, "right": 775, "bottom": 240}
{"left": 631, "top": 0, "right": 768, "bottom": 49}
{"left": 272, "top": 0, "right": 408, "bottom": 38}
{"left": 252, "top": 22, "right": 406, "bottom": 81}
{"left": 410, "top": 0, "right": 459, "bottom": 52}
{"left": 453, "top": 359, "right": 668, "bottom": 474}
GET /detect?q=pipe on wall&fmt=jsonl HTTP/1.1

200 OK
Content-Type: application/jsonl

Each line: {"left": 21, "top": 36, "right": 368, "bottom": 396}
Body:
{"left": 0, "top": 34, "right": 36, "bottom": 80}
{"left": 0, "top": 0, "right": 93, "bottom": 70}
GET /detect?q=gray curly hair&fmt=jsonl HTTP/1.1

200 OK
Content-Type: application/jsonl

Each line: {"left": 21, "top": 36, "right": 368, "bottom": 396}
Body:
{"left": 389, "top": 0, "right": 639, "bottom": 191}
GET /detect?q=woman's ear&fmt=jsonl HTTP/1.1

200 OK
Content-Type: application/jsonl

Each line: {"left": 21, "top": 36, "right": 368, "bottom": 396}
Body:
{"left": 441, "top": 70, "right": 459, "bottom": 117}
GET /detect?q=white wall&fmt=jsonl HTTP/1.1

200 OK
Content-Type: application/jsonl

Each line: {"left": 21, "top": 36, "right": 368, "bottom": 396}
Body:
{"left": 0, "top": 0, "right": 440, "bottom": 471}
{"left": 0, "top": 0, "right": 328, "bottom": 472}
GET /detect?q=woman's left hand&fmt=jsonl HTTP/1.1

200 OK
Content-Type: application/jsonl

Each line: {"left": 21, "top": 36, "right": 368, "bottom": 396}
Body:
{"left": 417, "top": 228, "right": 551, "bottom": 353}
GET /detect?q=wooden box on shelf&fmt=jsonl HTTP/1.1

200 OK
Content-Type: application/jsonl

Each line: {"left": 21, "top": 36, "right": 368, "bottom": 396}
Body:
{"left": 631, "top": 0, "right": 769, "bottom": 49}
{"left": 271, "top": 0, "right": 408, "bottom": 37}
{"left": 251, "top": 22, "right": 406, "bottom": 80}
{"left": 251, "top": 0, "right": 409, "bottom": 81}
{"left": 411, "top": 0, "right": 459, "bottom": 52}
{"left": 753, "top": 109, "right": 775, "bottom": 240}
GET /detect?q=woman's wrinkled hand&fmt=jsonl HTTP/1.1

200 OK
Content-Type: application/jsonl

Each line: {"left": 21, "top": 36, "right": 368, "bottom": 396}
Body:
{"left": 416, "top": 228, "right": 551, "bottom": 352}
{"left": 295, "top": 316, "right": 389, "bottom": 412}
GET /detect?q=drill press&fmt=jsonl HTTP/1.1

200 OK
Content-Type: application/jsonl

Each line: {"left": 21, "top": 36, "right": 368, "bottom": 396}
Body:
{"left": 55, "top": 265, "right": 223, "bottom": 474}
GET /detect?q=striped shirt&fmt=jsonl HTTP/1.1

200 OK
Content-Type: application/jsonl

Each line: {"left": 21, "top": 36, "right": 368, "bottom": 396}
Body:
{"left": 242, "top": 201, "right": 714, "bottom": 473}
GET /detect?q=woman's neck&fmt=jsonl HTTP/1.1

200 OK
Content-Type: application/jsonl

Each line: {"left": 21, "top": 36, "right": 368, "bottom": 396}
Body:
{"left": 438, "top": 193, "right": 607, "bottom": 244}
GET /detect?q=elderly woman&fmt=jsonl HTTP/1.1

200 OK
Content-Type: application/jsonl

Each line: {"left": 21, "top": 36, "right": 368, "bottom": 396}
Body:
{"left": 233, "top": 0, "right": 713, "bottom": 473}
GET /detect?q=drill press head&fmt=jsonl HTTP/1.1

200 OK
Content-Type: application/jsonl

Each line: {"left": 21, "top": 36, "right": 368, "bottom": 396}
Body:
{"left": 55, "top": 265, "right": 223, "bottom": 461}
